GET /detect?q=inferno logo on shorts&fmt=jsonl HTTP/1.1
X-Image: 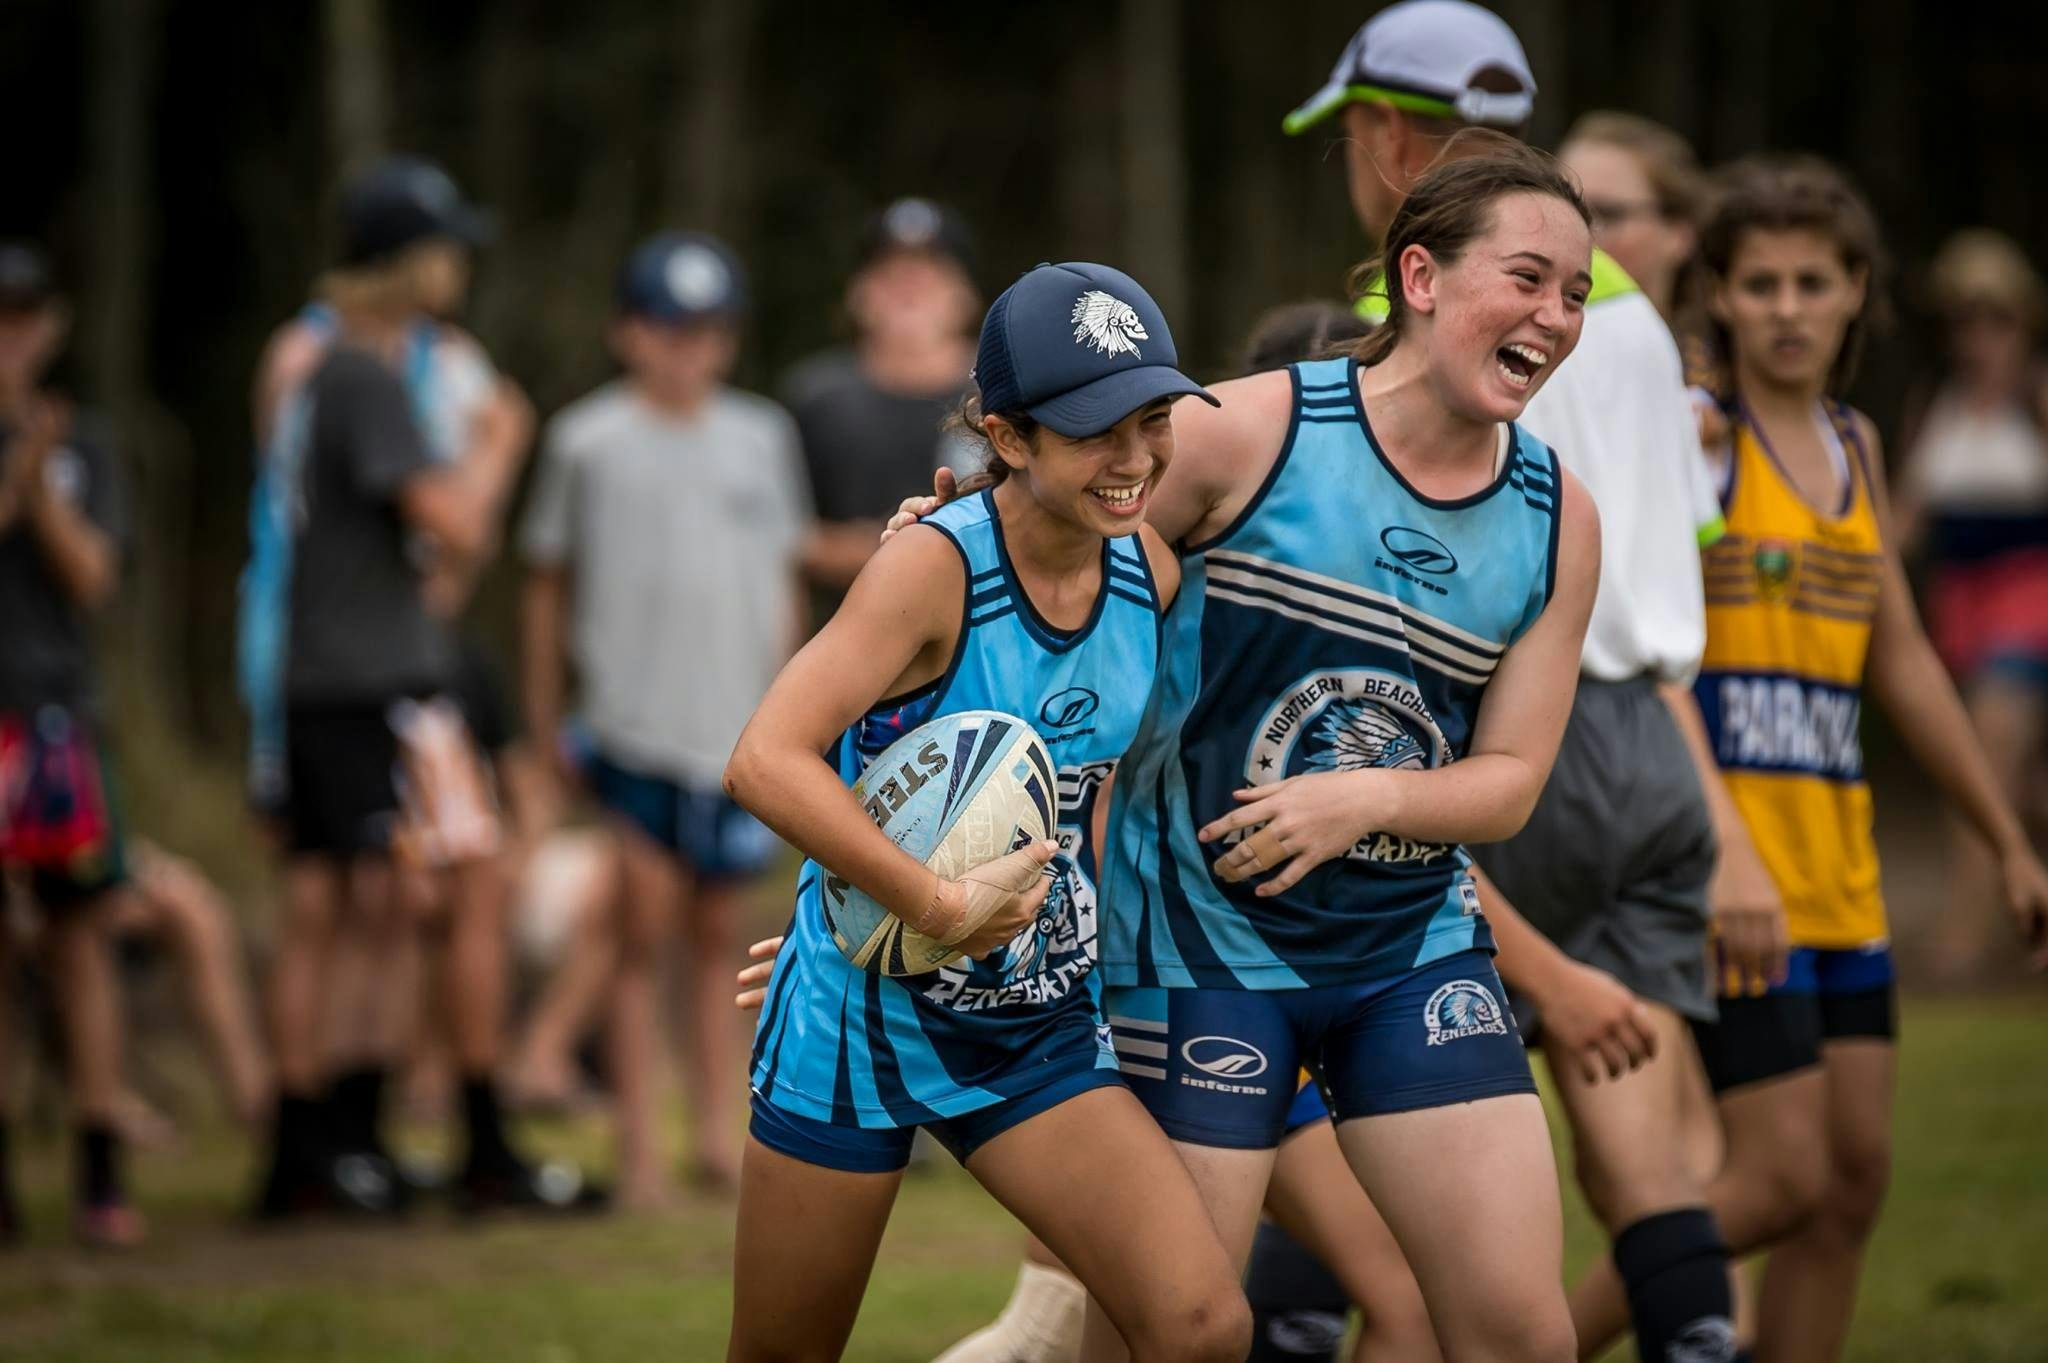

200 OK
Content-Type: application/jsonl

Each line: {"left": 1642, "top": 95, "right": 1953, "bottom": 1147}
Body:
{"left": 1423, "top": 979, "right": 1510, "bottom": 1046}
{"left": 1180, "top": 1036, "right": 1269, "bottom": 1078}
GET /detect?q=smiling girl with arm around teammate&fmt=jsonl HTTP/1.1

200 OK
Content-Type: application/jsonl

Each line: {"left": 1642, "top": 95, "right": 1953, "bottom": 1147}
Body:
{"left": 720, "top": 263, "right": 1251, "bottom": 1363}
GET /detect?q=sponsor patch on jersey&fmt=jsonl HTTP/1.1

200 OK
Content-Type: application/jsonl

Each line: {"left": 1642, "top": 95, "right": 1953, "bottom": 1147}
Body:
{"left": 1752, "top": 539, "right": 1796, "bottom": 600}
{"left": 1423, "top": 979, "right": 1510, "bottom": 1046}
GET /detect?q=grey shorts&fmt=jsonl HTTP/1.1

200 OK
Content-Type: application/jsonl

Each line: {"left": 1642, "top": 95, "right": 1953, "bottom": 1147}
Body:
{"left": 1468, "top": 676, "right": 1718, "bottom": 1025}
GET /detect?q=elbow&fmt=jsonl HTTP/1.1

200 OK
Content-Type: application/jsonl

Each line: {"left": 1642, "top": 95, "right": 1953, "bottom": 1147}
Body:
{"left": 722, "top": 740, "right": 763, "bottom": 813}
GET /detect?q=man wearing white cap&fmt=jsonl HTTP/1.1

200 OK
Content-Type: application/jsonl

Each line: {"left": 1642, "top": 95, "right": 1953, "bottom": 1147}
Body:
{"left": 1252, "top": 5, "right": 1763, "bottom": 1362}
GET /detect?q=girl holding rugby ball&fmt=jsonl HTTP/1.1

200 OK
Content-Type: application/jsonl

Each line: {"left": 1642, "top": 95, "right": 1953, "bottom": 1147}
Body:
{"left": 720, "top": 263, "right": 1248, "bottom": 1363}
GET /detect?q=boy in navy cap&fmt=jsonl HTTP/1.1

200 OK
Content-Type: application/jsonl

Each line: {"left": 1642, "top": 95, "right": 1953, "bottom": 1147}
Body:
{"left": 781, "top": 197, "right": 980, "bottom": 622}
{"left": 521, "top": 232, "right": 811, "bottom": 1206}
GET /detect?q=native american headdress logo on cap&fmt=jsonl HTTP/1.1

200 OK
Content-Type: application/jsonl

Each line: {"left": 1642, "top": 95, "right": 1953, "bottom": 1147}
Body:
{"left": 1070, "top": 290, "right": 1148, "bottom": 359}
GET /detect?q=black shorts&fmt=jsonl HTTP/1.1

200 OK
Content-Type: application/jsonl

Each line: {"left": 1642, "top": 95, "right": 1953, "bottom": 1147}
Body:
{"left": 281, "top": 702, "right": 405, "bottom": 856}
{"left": 1690, "top": 946, "right": 1897, "bottom": 1094}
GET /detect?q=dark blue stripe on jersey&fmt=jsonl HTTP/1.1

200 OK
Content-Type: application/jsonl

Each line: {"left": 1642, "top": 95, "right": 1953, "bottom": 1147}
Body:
{"left": 1152, "top": 782, "right": 1233, "bottom": 982}
{"left": 1299, "top": 413, "right": 1361, "bottom": 423}
{"left": 968, "top": 586, "right": 1009, "bottom": 611}
{"left": 1299, "top": 379, "right": 1349, "bottom": 392}
{"left": 969, "top": 606, "right": 1017, "bottom": 627}
{"left": 970, "top": 566, "right": 1004, "bottom": 583}
{"left": 1130, "top": 872, "right": 1158, "bottom": 988}
{"left": 831, "top": 1025, "right": 857, "bottom": 1124}
{"left": 1109, "top": 588, "right": 1155, "bottom": 611}
{"left": 1108, "top": 562, "right": 1150, "bottom": 587}
{"left": 862, "top": 971, "right": 946, "bottom": 1124}
{"left": 1217, "top": 554, "right": 1504, "bottom": 661}
{"left": 1514, "top": 456, "right": 1556, "bottom": 491}
{"left": 750, "top": 925, "right": 800, "bottom": 1077}
{"left": 1299, "top": 394, "right": 1357, "bottom": 409}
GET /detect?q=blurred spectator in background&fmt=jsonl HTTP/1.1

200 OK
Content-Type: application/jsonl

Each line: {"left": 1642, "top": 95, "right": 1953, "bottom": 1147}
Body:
{"left": 521, "top": 232, "right": 810, "bottom": 1207}
{"left": 0, "top": 242, "right": 140, "bottom": 1247}
{"left": 781, "top": 197, "right": 977, "bottom": 623}
{"left": 243, "top": 160, "right": 543, "bottom": 1220}
{"left": 1897, "top": 229, "right": 2048, "bottom": 982}
{"left": 1558, "top": 111, "right": 1708, "bottom": 325}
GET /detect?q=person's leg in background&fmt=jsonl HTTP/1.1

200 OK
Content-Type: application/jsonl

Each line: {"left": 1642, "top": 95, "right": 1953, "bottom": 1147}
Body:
{"left": 1931, "top": 670, "right": 2043, "bottom": 983}
{"left": 46, "top": 885, "right": 140, "bottom": 1246}
{"left": 0, "top": 909, "right": 21, "bottom": 1244}
{"left": 675, "top": 788, "right": 769, "bottom": 1193}
{"left": 506, "top": 829, "right": 620, "bottom": 1111}
{"left": 1752, "top": 985, "right": 1896, "bottom": 1363}
{"left": 1261, "top": 1111, "right": 1438, "bottom": 1363}
{"left": 256, "top": 853, "right": 345, "bottom": 1217}
{"left": 608, "top": 820, "right": 683, "bottom": 1210}
{"left": 125, "top": 843, "right": 269, "bottom": 1126}
{"left": 318, "top": 853, "right": 416, "bottom": 1198}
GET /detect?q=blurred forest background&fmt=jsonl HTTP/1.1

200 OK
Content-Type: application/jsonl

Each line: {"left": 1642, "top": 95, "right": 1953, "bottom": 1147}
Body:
{"left": 3, "top": 0, "right": 2043, "bottom": 890}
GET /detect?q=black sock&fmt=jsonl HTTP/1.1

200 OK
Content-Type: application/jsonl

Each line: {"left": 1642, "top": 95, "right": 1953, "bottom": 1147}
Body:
{"left": 77, "top": 1125, "right": 123, "bottom": 1209}
{"left": 328, "top": 1066, "right": 388, "bottom": 1156}
{"left": 1613, "top": 1208, "right": 1739, "bottom": 1363}
{"left": 460, "top": 1076, "right": 518, "bottom": 1175}
{"left": 1243, "top": 1219, "right": 1348, "bottom": 1363}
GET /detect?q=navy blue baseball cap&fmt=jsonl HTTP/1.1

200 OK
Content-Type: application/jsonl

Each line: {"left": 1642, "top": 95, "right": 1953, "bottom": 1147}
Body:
{"left": 339, "top": 156, "right": 493, "bottom": 266}
{"left": 974, "top": 262, "right": 1216, "bottom": 438}
{"left": 617, "top": 231, "right": 747, "bottom": 324}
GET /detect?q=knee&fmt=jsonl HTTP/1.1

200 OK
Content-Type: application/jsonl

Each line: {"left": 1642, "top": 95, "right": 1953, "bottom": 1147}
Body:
{"left": 1726, "top": 1139, "right": 1827, "bottom": 1245}
{"left": 1820, "top": 1140, "right": 1891, "bottom": 1240}
{"left": 1149, "top": 1292, "right": 1252, "bottom": 1363}
{"left": 1450, "top": 1299, "right": 1573, "bottom": 1363}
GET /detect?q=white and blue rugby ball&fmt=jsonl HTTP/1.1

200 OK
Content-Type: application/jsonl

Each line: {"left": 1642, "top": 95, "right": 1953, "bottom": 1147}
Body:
{"left": 825, "top": 710, "right": 1056, "bottom": 976}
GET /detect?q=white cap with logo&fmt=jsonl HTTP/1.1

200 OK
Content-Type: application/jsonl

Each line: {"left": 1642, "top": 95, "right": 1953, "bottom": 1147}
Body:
{"left": 1284, "top": 0, "right": 1535, "bottom": 136}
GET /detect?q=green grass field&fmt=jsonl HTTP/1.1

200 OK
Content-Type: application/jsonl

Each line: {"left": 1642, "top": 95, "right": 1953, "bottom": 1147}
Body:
{"left": 2, "top": 996, "right": 2041, "bottom": 1363}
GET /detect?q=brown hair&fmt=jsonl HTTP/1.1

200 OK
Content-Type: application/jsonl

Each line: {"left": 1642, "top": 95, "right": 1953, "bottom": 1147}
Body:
{"left": 1343, "top": 131, "right": 1591, "bottom": 368}
{"left": 1693, "top": 154, "right": 1890, "bottom": 398}
{"left": 1562, "top": 110, "right": 1707, "bottom": 223}
{"left": 943, "top": 392, "right": 1040, "bottom": 495}
{"left": 1240, "top": 301, "right": 1372, "bottom": 375}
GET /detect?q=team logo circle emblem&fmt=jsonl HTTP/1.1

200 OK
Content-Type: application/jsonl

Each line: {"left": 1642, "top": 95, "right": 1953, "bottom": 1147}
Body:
{"left": 1248, "top": 667, "right": 1446, "bottom": 782}
{"left": 1423, "top": 979, "right": 1510, "bottom": 1046}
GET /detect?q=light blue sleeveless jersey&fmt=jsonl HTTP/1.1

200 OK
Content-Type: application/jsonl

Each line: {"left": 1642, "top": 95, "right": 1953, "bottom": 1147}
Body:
{"left": 1103, "top": 357, "right": 1561, "bottom": 990}
{"left": 751, "top": 489, "right": 1162, "bottom": 1127}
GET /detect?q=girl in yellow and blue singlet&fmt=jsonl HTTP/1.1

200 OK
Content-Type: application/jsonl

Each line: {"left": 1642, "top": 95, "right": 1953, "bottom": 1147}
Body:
{"left": 1687, "top": 156, "right": 2048, "bottom": 1363}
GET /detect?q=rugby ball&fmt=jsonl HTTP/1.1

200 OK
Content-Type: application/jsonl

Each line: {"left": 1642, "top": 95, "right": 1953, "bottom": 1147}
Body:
{"left": 825, "top": 710, "right": 1056, "bottom": 976}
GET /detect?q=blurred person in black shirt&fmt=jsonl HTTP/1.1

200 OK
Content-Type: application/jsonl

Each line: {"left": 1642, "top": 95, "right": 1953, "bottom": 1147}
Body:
{"left": 780, "top": 198, "right": 978, "bottom": 620}
{"left": 0, "top": 243, "right": 141, "bottom": 1248}
{"left": 244, "top": 162, "right": 568, "bottom": 1219}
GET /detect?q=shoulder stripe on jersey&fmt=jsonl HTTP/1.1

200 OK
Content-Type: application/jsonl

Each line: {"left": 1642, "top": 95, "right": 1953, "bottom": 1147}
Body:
{"left": 1300, "top": 394, "right": 1358, "bottom": 409}
{"left": 1300, "top": 379, "right": 1349, "bottom": 393}
{"left": 1207, "top": 548, "right": 1506, "bottom": 658}
{"left": 1299, "top": 412, "right": 1361, "bottom": 424}
{"left": 969, "top": 606, "right": 1016, "bottom": 627}
{"left": 1206, "top": 579, "right": 1494, "bottom": 686}
{"left": 968, "top": 586, "right": 1009, "bottom": 609}
{"left": 1109, "top": 587, "right": 1154, "bottom": 611}
{"left": 969, "top": 566, "right": 1004, "bottom": 583}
